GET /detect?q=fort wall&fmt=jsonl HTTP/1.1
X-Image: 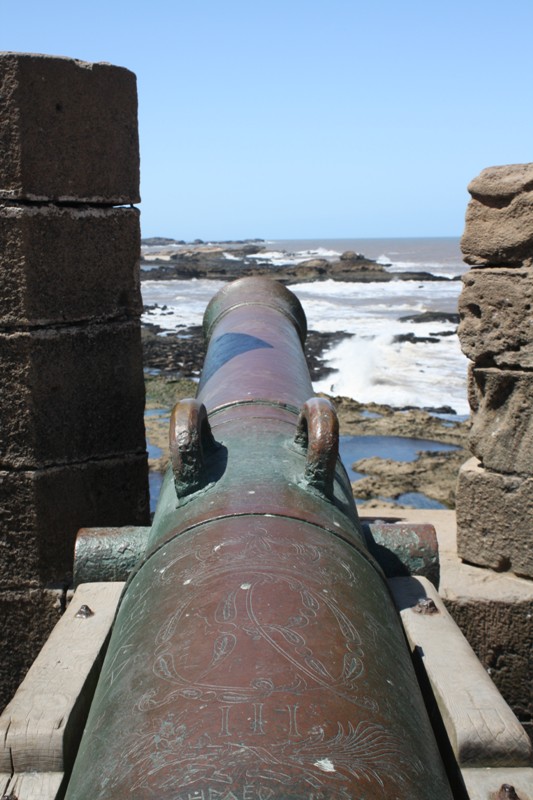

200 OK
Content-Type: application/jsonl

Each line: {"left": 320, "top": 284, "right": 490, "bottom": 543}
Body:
{"left": 0, "top": 53, "right": 150, "bottom": 710}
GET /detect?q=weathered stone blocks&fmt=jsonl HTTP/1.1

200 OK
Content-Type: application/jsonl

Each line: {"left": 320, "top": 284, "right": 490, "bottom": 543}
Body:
{"left": 0, "top": 456, "right": 149, "bottom": 586}
{"left": 0, "top": 53, "right": 148, "bottom": 712}
{"left": 0, "top": 53, "right": 139, "bottom": 203}
{"left": 445, "top": 590, "right": 533, "bottom": 745}
{"left": 457, "top": 163, "right": 533, "bottom": 580}
{"left": 0, "top": 322, "right": 146, "bottom": 467}
{"left": 467, "top": 368, "right": 533, "bottom": 475}
{"left": 461, "top": 163, "right": 533, "bottom": 266}
{"left": 456, "top": 458, "right": 533, "bottom": 578}
{"left": 0, "top": 204, "right": 142, "bottom": 326}
{"left": 458, "top": 268, "right": 533, "bottom": 367}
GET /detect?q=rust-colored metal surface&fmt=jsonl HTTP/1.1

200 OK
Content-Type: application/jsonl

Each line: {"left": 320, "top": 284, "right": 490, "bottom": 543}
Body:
{"left": 73, "top": 526, "right": 151, "bottom": 586}
{"left": 362, "top": 523, "right": 440, "bottom": 587}
{"left": 66, "top": 278, "right": 452, "bottom": 799}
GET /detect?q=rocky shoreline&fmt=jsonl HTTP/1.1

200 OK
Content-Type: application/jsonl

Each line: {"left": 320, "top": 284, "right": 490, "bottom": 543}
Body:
{"left": 141, "top": 239, "right": 459, "bottom": 285}
{"left": 331, "top": 396, "right": 467, "bottom": 508}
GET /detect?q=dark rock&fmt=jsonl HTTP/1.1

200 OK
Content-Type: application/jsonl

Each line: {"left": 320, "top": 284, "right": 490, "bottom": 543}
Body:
{"left": 340, "top": 250, "right": 366, "bottom": 261}
{"left": 399, "top": 311, "right": 460, "bottom": 324}
{"left": 398, "top": 404, "right": 457, "bottom": 415}
{"left": 298, "top": 258, "right": 329, "bottom": 269}
{"left": 392, "top": 332, "right": 440, "bottom": 344}
{"left": 141, "top": 237, "right": 182, "bottom": 246}
{"left": 329, "top": 258, "right": 384, "bottom": 275}
{"left": 140, "top": 243, "right": 452, "bottom": 285}
{"left": 230, "top": 244, "right": 265, "bottom": 256}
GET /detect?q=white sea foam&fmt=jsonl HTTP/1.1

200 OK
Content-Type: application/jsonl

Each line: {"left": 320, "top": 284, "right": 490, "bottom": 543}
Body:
{"left": 142, "top": 279, "right": 223, "bottom": 330}
{"left": 313, "top": 333, "right": 468, "bottom": 414}
{"left": 376, "top": 254, "right": 462, "bottom": 278}
{"left": 248, "top": 247, "right": 340, "bottom": 266}
{"left": 290, "top": 279, "right": 468, "bottom": 413}
{"left": 377, "top": 254, "right": 447, "bottom": 270}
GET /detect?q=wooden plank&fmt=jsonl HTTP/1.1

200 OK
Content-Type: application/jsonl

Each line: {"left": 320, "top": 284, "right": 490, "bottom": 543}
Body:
{"left": 1, "top": 772, "right": 13, "bottom": 796}
{"left": 0, "top": 581, "right": 124, "bottom": 793}
{"left": 461, "top": 767, "right": 533, "bottom": 800}
{"left": 389, "top": 575, "right": 533, "bottom": 768}
{"left": 3, "top": 771, "right": 64, "bottom": 800}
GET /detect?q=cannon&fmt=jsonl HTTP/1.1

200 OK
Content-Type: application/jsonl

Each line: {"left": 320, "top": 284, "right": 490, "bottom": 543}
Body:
{"left": 65, "top": 277, "right": 454, "bottom": 799}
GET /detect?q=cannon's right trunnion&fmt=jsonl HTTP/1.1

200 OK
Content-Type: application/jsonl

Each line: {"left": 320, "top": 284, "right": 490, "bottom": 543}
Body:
{"left": 65, "top": 278, "right": 456, "bottom": 799}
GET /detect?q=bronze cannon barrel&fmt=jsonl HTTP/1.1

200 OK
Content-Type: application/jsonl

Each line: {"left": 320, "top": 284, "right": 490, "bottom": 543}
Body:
{"left": 66, "top": 278, "right": 453, "bottom": 799}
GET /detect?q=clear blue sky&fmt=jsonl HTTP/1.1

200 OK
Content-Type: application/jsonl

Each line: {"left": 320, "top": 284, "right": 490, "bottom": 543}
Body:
{"left": 3, "top": 0, "right": 533, "bottom": 240}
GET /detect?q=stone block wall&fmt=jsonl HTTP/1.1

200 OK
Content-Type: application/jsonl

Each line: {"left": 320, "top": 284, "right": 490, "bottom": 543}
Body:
{"left": 0, "top": 53, "right": 150, "bottom": 709}
{"left": 456, "top": 163, "right": 533, "bottom": 579}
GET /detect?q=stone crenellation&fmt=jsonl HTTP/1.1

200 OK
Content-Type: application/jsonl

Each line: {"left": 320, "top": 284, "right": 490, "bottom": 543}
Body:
{"left": 0, "top": 53, "right": 150, "bottom": 710}
{"left": 456, "top": 163, "right": 533, "bottom": 580}
{"left": 450, "top": 165, "right": 533, "bottom": 738}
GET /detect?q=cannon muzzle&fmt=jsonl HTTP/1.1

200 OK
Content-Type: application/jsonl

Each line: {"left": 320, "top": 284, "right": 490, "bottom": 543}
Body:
{"left": 65, "top": 278, "right": 453, "bottom": 799}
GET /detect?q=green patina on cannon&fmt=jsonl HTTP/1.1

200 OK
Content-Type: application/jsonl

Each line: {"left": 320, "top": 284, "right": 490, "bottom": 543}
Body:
{"left": 65, "top": 277, "right": 453, "bottom": 799}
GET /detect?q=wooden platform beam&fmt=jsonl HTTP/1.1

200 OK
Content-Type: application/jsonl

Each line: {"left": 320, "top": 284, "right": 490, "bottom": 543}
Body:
{"left": 0, "top": 582, "right": 123, "bottom": 799}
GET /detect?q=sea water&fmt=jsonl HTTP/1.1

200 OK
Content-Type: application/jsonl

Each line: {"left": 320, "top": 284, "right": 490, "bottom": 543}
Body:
{"left": 142, "top": 237, "right": 469, "bottom": 415}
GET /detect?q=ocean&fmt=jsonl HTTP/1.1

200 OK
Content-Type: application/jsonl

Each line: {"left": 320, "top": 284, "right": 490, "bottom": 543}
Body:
{"left": 141, "top": 237, "right": 470, "bottom": 416}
